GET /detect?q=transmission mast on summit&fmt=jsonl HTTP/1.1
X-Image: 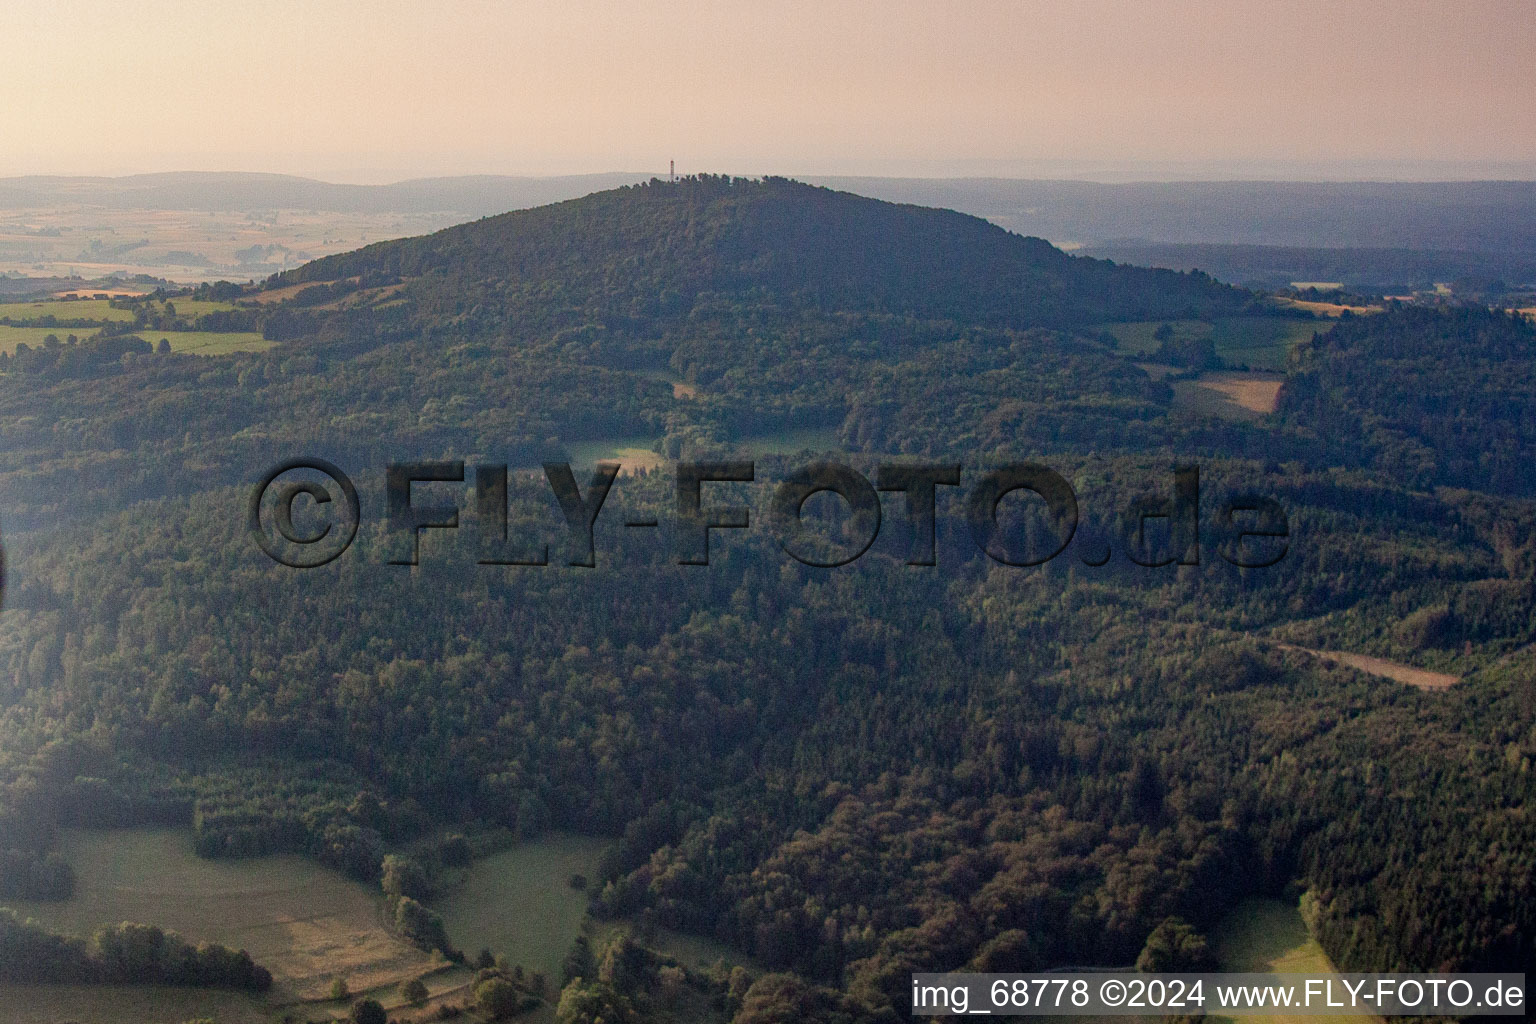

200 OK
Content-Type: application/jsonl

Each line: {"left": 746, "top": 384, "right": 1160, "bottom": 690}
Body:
{"left": 670, "top": 160, "right": 675, "bottom": 182}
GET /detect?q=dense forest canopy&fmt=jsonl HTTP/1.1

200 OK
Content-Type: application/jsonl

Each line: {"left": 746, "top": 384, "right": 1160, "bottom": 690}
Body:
{"left": 0, "top": 176, "right": 1532, "bottom": 1021}
{"left": 273, "top": 176, "right": 1250, "bottom": 330}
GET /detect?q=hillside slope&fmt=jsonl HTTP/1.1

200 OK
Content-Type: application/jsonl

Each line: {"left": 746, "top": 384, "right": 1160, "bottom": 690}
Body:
{"left": 272, "top": 175, "right": 1249, "bottom": 329}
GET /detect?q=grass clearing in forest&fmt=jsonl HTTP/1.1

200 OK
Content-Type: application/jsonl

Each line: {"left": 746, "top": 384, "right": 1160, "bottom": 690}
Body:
{"left": 1096, "top": 317, "right": 1318, "bottom": 370}
{"left": 1093, "top": 318, "right": 1208, "bottom": 355}
{"left": 634, "top": 368, "right": 699, "bottom": 399}
{"left": 647, "top": 927, "right": 759, "bottom": 974}
{"left": 433, "top": 832, "right": 607, "bottom": 984}
{"left": 246, "top": 279, "right": 338, "bottom": 303}
{"left": 149, "top": 330, "right": 272, "bottom": 354}
{"left": 1208, "top": 318, "right": 1318, "bottom": 370}
{"left": 1172, "top": 371, "right": 1285, "bottom": 420}
{"left": 564, "top": 424, "right": 843, "bottom": 475}
{"left": 567, "top": 437, "right": 666, "bottom": 475}
{"left": 736, "top": 425, "right": 842, "bottom": 455}
{"left": 1209, "top": 897, "right": 1380, "bottom": 1024}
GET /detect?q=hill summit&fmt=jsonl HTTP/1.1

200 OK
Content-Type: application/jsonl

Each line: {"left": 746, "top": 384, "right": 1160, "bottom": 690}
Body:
{"left": 271, "top": 175, "right": 1247, "bottom": 329}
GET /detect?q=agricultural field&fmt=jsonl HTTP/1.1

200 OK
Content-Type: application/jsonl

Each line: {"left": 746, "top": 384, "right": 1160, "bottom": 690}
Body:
{"left": 1276, "top": 296, "right": 1384, "bottom": 317}
{"left": 0, "top": 298, "right": 136, "bottom": 322}
{"left": 4, "top": 828, "right": 434, "bottom": 1009}
{"left": 0, "top": 293, "right": 270, "bottom": 357}
{"left": 0, "top": 296, "right": 245, "bottom": 323}
{"left": 51, "top": 286, "right": 152, "bottom": 298}
{"left": 0, "top": 206, "right": 459, "bottom": 283}
{"left": 147, "top": 297, "right": 246, "bottom": 317}
{"left": 432, "top": 832, "right": 607, "bottom": 984}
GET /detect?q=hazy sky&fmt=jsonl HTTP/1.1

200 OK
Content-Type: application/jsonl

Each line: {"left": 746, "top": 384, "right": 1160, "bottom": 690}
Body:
{"left": 2, "top": 0, "right": 1532, "bottom": 182}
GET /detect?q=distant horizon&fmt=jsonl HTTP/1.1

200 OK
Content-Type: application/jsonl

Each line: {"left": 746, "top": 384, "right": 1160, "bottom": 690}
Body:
{"left": 5, "top": 160, "right": 1536, "bottom": 187}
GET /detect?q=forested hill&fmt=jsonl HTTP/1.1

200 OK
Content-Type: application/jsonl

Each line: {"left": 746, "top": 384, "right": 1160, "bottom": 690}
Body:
{"left": 5, "top": 174, "right": 1536, "bottom": 1021}
{"left": 1278, "top": 307, "right": 1536, "bottom": 495}
{"left": 270, "top": 175, "right": 1249, "bottom": 329}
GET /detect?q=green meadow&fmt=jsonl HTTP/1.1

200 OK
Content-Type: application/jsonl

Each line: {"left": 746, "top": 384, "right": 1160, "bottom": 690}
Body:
{"left": 1095, "top": 316, "right": 1321, "bottom": 370}
{"left": 0, "top": 327, "right": 270, "bottom": 356}
{"left": 432, "top": 832, "right": 608, "bottom": 983}
{"left": 0, "top": 298, "right": 137, "bottom": 322}
{"left": 566, "top": 437, "right": 666, "bottom": 474}
{"left": 1208, "top": 897, "right": 1379, "bottom": 1024}
{"left": 0, "top": 325, "right": 98, "bottom": 353}
{"left": 148, "top": 297, "right": 245, "bottom": 316}
{"left": 4, "top": 828, "right": 434, "bottom": 1008}
{"left": 143, "top": 330, "right": 272, "bottom": 354}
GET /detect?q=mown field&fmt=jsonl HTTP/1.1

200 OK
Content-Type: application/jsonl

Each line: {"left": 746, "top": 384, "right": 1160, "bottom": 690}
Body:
{"left": 4, "top": 828, "right": 435, "bottom": 1013}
